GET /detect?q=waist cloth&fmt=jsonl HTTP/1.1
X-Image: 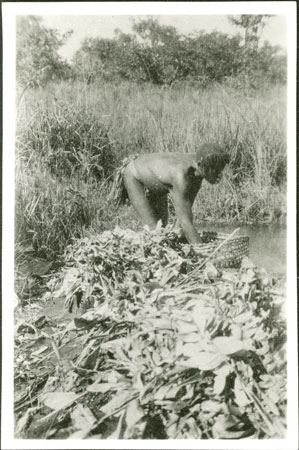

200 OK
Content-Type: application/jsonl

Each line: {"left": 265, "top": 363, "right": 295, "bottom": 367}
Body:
{"left": 109, "top": 155, "right": 140, "bottom": 208}
{"left": 126, "top": 159, "right": 142, "bottom": 182}
{"left": 109, "top": 155, "right": 172, "bottom": 210}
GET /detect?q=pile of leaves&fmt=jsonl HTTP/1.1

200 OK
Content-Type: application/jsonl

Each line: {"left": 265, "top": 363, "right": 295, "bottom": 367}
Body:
{"left": 14, "top": 226, "right": 286, "bottom": 439}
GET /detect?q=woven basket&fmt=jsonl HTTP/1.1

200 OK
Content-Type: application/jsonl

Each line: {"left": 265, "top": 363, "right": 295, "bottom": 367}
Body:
{"left": 197, "top": 234, "right": 250, "bottom": 269}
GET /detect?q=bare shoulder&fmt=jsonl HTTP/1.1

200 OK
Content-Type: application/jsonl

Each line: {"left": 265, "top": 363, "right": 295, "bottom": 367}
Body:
{"left": 133, "top": 152, "right": 197, "bottom": 190}
{"left": 136, "top": 152, "right": 194, "bottom": 170}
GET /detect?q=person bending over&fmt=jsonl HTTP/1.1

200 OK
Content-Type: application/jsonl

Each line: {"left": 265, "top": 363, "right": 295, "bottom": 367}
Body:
{"left": 115, "top": 143, "right": 229, "bottom": 244}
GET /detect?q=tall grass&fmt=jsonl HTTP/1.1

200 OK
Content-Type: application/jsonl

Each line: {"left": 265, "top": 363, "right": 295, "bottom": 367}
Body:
{"left": 16, "top": 80, "right": 286, "bottom": 258}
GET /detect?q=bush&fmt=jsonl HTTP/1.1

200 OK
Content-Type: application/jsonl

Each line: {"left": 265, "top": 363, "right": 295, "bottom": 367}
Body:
{"left": 18, "top": 97, "right": 114, "bottom": 180}
{"left": 70, "top": 19, "right": 286, "bottom": 88}
{"left": 16, "top": 16, "right": 72, "bottom": 88}
{"left": 15, "top": 154, "right": 123, "bottom": 258}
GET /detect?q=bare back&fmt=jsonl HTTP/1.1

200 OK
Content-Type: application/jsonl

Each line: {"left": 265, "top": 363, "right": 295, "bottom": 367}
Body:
{"left": 124, "top": 148, "right": 228, "bottom": 244}
{"left": 134, "top": 153, "right": 201, "bottom": 197}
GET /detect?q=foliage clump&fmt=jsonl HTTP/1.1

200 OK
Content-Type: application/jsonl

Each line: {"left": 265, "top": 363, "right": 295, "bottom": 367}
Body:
{"left": 17, "top": 16, "right": 72, "bottom": 88}
{"left": 17, "top": 16, "right": 286, "bottom": 89}
{"left": 71, "top": 18, "right": 286, "bottom": 88}
{"left": 19, "top": 99, "right": 114, "bottom": 180}
{"left": 15, "top": 227, "right": 286, "bottom": 439}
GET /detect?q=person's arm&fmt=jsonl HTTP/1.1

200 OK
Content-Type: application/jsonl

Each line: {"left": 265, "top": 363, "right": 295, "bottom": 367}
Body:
{"left": 172, "top": 182, "right": 202, "bottom": 244}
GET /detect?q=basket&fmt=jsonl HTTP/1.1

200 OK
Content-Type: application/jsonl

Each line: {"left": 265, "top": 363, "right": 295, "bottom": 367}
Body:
{"left": 197, "top": 234, "right": 250, "bottom": 269}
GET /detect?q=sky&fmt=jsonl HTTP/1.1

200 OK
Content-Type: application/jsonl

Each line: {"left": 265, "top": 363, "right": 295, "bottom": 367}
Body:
{"left": 41, "top": 14, "right": 288, "bottom": 61}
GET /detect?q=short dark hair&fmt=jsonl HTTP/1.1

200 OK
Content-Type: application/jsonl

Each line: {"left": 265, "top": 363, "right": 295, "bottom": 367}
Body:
{"left": 196, "top": 143, "right": 229, "bottom": 172}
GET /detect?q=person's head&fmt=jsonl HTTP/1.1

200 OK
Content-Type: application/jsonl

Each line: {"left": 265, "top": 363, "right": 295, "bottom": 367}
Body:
{"left": 196, "top": 143, "right": 229, "bottom": 184}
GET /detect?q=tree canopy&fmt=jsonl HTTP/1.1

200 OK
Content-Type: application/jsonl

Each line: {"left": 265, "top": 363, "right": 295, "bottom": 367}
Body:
{"left": 16, "top": 15, "right": 72, "bottom": 87}
{"left": 17, "top": 16, "right": 286, "bottom": 88}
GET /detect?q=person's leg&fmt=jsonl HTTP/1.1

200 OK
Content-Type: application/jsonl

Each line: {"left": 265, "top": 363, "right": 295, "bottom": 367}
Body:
{"left": 147, "top": 192, "right": 169, "bottom": 227}
{"left": 123, "top": 165, "right": 158, "bottom": 228}
{"left": 159, "top": 196, "right": 169, "bottom": 227}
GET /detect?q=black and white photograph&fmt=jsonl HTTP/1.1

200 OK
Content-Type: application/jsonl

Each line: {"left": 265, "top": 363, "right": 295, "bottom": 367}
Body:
{"left": 1, "top": 1, "right": 297, "bottom": 449}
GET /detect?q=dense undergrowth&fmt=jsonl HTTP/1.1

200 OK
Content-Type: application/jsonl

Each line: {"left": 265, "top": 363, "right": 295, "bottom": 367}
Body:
{"left": 16, "top": 80, "right": 286, "bottom": 258}
{"left": 14, "top": 227, "right": 286, "bottom": 439}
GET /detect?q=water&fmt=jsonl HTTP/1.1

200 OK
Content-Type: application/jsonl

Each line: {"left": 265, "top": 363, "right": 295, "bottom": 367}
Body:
{"left": 199, "top": 223, "right": 286, "bottom": 276}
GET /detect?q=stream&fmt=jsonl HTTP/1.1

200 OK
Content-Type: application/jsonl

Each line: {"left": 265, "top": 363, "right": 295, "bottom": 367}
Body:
{"left": 199, "top": 223, "right": 286, "bottom": 276}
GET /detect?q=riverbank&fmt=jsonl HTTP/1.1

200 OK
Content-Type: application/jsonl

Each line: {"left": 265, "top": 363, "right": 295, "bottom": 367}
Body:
{"left": 196, "top": 223, "right": 286, "bottom": 276}
{"left": 16, "top": 81, "right": 286, "bottom": 259}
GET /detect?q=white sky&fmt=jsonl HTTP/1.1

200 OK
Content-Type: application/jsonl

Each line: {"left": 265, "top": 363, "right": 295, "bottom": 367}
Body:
{"left": 41, "top": 14, "right": 287, "bottom": 61}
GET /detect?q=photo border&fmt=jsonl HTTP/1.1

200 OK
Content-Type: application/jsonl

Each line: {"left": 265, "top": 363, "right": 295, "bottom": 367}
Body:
{"left": 2, "top": 2, "right": 297, "bottom": 449}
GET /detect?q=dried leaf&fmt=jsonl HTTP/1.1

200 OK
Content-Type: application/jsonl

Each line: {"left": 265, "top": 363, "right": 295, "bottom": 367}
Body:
{"left": 214, "top": 364, "right": 231, "bottom": 395}
{"left": 71, "top": 404, "right": 96, "bottom": 430}
{"left": 74, "top": 317, "right": 97, "bottom": 330}
{"left": 42, "top": 391, "right": 79, "bottom": 411}
{"left": 67, "top": 428, "right": 92, "bottom": 439}
{"left": 142, "top": 281, "right": 163, "bottom": 291}
{"left": 201, "top": 399, "right": 223, "bottom": 414}
{"left": 101, "top": 391, "right": 137, "bottom": 416}
{"left": 176, "top": 320, "right": 198, "bottom": 334}
{"left": 101, "top": 338, "right": 127, "bottom": 351}
{"left": 181, "top": 351, "right": 226, "bottom": 371}
{"left": 18, "top": 259, "right": 53, "bottom": 276}
{"left": 125, "top": 398, "right": 144, "bottom": 430}
{"left": 241, "top": 257, "right": 255, "bottom": 269}
{"left": 261, "top": 394, "right": 280, "bottom": 416}
{"left": 154, "top": 384, "right": 181, "bottom": 400}
{"left": 15, "top": 407, "right": 38, "bottom": 435}
{"left": 106, "top": 410, "right": 126, "bottom": 439}
{"left": 192, "top": 303, "right": 215, "bottom": 335}
{"left": 87, "top": 382, "right": 119, "bottom": 393}
{"left": 212, "top": 414, "right": 253, "bottom": 439}
{"left": 234, "top": 311, "right": 253, "bottom": 324}
{"left": 221, "top": 271, "right": 237, "bottom": 282}
{"left": 234, "top": 377, "right": 252, "bottom": 407}
{"left": 178, "top": 342, "right": 199, "bottom": 357}
{"left": 54, "top": 268, "right": 79, "bottom": 298}
{"left": 240, "top": 269, "right": 256, "bottom": 284}
{"left": 147, "top": 317, "right": 172, "bottom": 330}
{"left": 203, "top": 263, "right": 219, "bottom": 280}
{"left": 179, "top": 417, "right": 202, "bottom": 438}
{"left": 31, "top": 345, "right": 49, "bottom": 356}
{"left": 181, "top": 332, "right": 201, "bottom": 343}
{"left": 213, "top": 336, "right": 247, "bottom": 356}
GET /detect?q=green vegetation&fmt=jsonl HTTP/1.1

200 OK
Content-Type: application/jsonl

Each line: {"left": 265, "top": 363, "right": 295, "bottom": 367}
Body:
{"left": 16, "top": 80, "right": 286, "bottom": 258}
{"left": 16, "top": 15, "right": 287, "bottom": 259}
{"left": 14, "top": 16, "right": 287, "bottom": 440}
{"left": 16, "top": 16, "right": 72, "bottom": 88}
{"left": 14, "top": 227, "right": 286, "bottom": 439}
{"left": 17, "top": 16, "right": 286, "bottom": 88}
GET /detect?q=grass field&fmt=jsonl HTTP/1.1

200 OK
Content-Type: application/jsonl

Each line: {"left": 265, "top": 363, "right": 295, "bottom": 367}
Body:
{"left": 16, "top": 80, "right": 287, "bottom": 258}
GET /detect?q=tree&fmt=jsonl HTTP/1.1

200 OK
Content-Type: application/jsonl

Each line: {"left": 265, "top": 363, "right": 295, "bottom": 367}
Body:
{"left": 72, "top": 38, "right": 113, "bottom": 83}
{"left": 228, "top": 15, "right": 271, "bottom": 48}
{"left": 186, "top": 31, "right": 244, "bottom": 83}
{"left": 16, "top": 15, "right": 72, "bottom": 87}
{"left": 132, "top": 17, "right": 180, "bottom": 47}
{"left": 123, "top": 18, "right": 184, "bottom": 84}
{"left": 70, "top": 16, "right": 285, "bottom": 88}
{"left": 227, "top": 15, "right": 286, "bottom": 87}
